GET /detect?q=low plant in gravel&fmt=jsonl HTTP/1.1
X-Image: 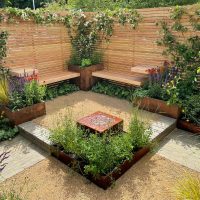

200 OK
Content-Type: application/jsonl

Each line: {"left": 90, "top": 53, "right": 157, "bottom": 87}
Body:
{"left": 174, "top": 173, "right": 200, "bottom": 200}
{"left": 0, "top": 191, "right": 23, "bottom": 200}
{"left": 128, "top": 112, "right": 152, "bottom": 150}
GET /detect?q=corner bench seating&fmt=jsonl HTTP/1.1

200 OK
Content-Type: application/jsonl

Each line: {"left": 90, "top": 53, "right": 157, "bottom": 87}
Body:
{"left": 10, "top": 68, "right": 80, "bottom": 85}
{"left": 39, "top": 70, "right": 80, "bottom": 85}
{"left": 131, "top": 66, "right": 154, "bottom": 75}
{"left": 92, "top": 70, "right": 147, "bottom": 87}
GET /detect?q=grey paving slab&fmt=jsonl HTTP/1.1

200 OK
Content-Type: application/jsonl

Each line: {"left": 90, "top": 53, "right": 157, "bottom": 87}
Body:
{"left": 0, "top": 135, "right": 48, "bottom": 183}
{"left": 18, "top": 121, "right": 53, "bottom": 153}
{"left": 157, "top": 128, "right": 200, "bottom": 172}
{"left": 19, "top": 114, "right": 176, "bottom": 154}
{"left": 150, "top": 116, "right": 176, "bottom": 141}
{"left": 19, "top": 122, "right": 52, "bottom": 145}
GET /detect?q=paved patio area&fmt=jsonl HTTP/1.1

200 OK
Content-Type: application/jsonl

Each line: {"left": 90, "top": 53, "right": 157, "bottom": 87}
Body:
{"left": 0, "top": 92, "right": 199, "bottom": 199}
{"left": 0, "top": 135, "right": 47, "bottom": 183}
{"left": 158, "top": 128, "right": 200, "bottom": 172}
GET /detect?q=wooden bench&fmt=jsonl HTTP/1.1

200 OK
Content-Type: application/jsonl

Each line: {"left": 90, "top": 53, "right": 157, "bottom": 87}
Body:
{"left": 39, "top": 70, "right": 80, "bottom": 85}
{"left": 92, "top": 70, "right": 147, "bottom": 87}
{"left": 10, "top": 68, "right": 80, "bottom": 85}
{"left": 131, "top": 66, "right": 157, "bottom": 75}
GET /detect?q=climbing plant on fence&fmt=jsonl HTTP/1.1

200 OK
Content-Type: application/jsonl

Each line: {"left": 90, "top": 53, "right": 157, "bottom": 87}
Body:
{"left": 0, "top": 7, "right": 142, "bottom": 67}
{"left": 0, "top": 31, "right": 8, "bottom": 65}
{"left": 64, "top": 9, "right": 142, "bottom": 66}
{"left": 157, "top": 5, "right": 200, "bottom": 71}
{"left": 157, "top": 5, "right": 200, "bottom": 125}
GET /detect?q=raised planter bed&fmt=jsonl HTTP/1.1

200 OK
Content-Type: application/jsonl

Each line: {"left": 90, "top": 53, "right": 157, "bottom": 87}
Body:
{"left": 69, "top": 64, "right": 103, "bottom": 91}
{"left": 0, "top": 102, "right": 46, "bottom": 125}
{"left": 51, "top": 146, "right": 149, "bottom": 189}
{"left": 134, "top": 97, "right": 181, "bottom": 119}
{"left": 177, "top": 120, "right": 200, "bottom": 134}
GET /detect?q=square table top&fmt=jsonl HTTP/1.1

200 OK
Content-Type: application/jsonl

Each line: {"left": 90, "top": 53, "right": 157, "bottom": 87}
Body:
{"left": 77, "top": 111, "right": 123, "bottom": 133}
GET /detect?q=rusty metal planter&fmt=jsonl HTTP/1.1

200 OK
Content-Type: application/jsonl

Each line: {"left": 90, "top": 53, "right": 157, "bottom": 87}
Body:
{"left": 134, "top": 97, "right": 181, "bottom": 119}
{"left": 52, "top": 146, "right": 149, "bottom": 190}
{"left": 0, "top": 102, "right": 46, "bottom": 125}
{"left": 177, "top": 120, "right": 200, "bottom": 134}
{"left": 69, "top": 64, "right": 103, "bottom": 91}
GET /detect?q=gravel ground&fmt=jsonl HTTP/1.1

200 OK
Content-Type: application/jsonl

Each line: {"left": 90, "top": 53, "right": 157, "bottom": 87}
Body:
{"left": 33, "top": 91, "right": 167, "bottom": 131}
{"left": 0, "top": 154, "right": 199, "bottom": 200}
{"left": 1, "top": 91, "right": 199, "bottom": 200}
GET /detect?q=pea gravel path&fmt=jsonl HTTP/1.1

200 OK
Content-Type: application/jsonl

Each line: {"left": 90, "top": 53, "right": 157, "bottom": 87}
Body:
{"left": 0, "top": 91, "right": 200, "bottom": 200}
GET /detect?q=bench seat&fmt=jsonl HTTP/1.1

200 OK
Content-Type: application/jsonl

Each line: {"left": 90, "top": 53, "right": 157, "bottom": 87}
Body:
{"left": 92, "top": 70, "right": 146, "bottom": 87}
{"left": 131, "top": 66, "right": 156, "bottom": 75}
{"left": 39, "top": 70, "right": 80, "bottom": 85}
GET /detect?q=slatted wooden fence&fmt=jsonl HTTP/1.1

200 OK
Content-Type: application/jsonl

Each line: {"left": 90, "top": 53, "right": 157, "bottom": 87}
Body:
{"left": 103, "top": 5, "right": 199, "bottom": 73}
{"left": 0, "top": 5, "right": 199, "bottom": 85}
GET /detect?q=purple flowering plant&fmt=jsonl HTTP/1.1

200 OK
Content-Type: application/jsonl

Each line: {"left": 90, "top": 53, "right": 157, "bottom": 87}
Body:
{"left": 147, "top": 61, "right": 179, "bottom": 86}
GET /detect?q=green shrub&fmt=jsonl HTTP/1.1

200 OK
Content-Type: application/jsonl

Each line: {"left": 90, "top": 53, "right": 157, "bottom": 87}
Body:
{"left": 92, "top": 81, "right": 134, "bottom": 101}
{"left": 8, "top": 80, "right": 46, "bottom": 111}
{"left": 133, "top": 83, "right": 169, "bottom": 101}
{"left": 132, "top": 88, "right": 149, "bottom": 100}
{"left": 24, "top": 81, "right": 46, "bottom": 106}
{"left": 0, "top": 112, "right": 18, "bottom": 142}
{"left": 166, "top": 70, "right": 198, "bottom": 106}
{"left": 128, "top": 112, "right": 152, "bottom": 150}
{"left": 182, "top": 95, "right": 200, "bottom": 125}
{"left": 81, "top": 58, "right": 92, "bottom": 68}
{"left": 45, "top": 83, "right": 79, "bottom": 100}
{"left": 67, "top": 0, "right": 198, "bottom": 11}
{"left": 83, "top": 133, "right": 133, "bottom": 176}
{"left": 50, "top": 117, "right": 84, "bottom": 157}
{"left": 50, "top": 112, "right": 152, "bottom": 176}
{"left": 68, "top": 51, "right": 81, "bottom": 66}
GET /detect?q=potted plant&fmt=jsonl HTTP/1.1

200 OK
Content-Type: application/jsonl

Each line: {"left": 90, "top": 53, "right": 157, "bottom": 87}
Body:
{"left": 177, "top": 94, "right": 200, "bottom": 134}
{"left": 165, "top": 69, "right": 200, "bottom": 133}
{"left": 66, "top": 11, "right": 104, "bottom": 90}
{"left": 50, "top": 113, "right": 152, "bottom": 189}
{"left": 68, "top": 54, "right": 103, "bottom": 91}
{"left": 133, "top": 63, "right": 181, "bottom": 119}
{"left": 0, "top": 68, "right": 46, "bottom": 125}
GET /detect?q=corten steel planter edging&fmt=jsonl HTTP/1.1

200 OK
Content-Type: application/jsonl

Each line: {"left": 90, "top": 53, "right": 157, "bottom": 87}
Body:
{"left": 177, "top": 120, "right": 200, "bottom": 134}
{"left": 68, "top": 64, "right": 103, "bottom": 91}
{"left": 0, "top": 102, "right": 46, "bottom": 125}
{"left": 51, "top": 146, "right": 150, "bottom": 190}
{"left": 134, "top": 97, "right": 181, "bottom": 119}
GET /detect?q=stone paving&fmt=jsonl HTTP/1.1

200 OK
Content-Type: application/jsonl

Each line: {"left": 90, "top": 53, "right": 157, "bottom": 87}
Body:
{"left": 157, "top": 128, "right": 200, "bottom": 172}
{"left": 0, "top": 135, "right": 47, "bottom": 183}
{"left": 0, "top": 91, "right": 199, "bottom": 184}
{"left": 1, "top": 127, "right": 200, "bottom": 184}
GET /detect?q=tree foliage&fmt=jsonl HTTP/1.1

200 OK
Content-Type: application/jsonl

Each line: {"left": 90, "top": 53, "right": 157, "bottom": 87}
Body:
{"left": 0, "top": 0, "right": 198, "bottom": 10}
{"left": 0, "top": 0, "right": 52, "bottom": 9}
{"left": 67, "top": 0, "right": 199, "bottom": 11}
